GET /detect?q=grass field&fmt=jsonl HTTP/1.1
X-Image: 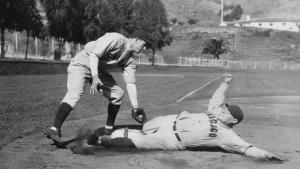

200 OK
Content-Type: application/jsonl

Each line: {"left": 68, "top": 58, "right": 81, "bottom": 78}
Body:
{"left": 1, "top": 67, "right": 300, "bottom": 149}
{"left": 1, "top": 67, "right": 300, "bottom": 168}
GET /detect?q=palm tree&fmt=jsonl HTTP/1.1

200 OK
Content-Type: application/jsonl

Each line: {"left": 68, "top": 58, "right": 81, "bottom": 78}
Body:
{"left": 202, "top": 37, "right": 229, "bottom": 59}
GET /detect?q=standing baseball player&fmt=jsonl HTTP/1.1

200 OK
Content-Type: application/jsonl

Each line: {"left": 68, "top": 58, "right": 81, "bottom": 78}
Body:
{"left": 45, "top": 31, "right": 150, "bottom": 145}
{"left": 76, "top": 74, "right": 283, "bottom": 162}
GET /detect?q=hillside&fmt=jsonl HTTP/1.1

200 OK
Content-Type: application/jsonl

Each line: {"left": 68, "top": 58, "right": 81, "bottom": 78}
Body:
{"left": 224, "top": 0, "right": 300, "bottom": 19}
{"left": 159, "top": 28, "right": 300, "bottom": 63}
{"left": 161, "top": 0, "right": 300, "bottom": 26}
{"left": 157, "top": 0, "right": 300, "bottom": 63}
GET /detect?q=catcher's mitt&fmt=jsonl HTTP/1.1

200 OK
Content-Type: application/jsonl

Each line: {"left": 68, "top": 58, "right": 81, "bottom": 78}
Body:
{"left": 131, "top": 108, "right": 147, "bottom": 124}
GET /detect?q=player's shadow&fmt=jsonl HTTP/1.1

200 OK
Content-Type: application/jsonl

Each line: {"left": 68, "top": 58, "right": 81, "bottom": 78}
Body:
{"left": 186, "top": 146, "right": 229, "bottom": 153}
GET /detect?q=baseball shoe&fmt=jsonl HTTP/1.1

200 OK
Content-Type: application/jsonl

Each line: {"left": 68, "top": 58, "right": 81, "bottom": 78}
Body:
{"left": 87, "top": 127, "right": 113, "bottom": 145}
{"left": 44, "top": 127, "right": 62, "bottom": 145}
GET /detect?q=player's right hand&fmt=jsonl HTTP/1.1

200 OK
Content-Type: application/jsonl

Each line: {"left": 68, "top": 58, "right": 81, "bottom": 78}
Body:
{"left": 223, "top": 73, "right": 232, "bottom": 84}
{"left": 265, "top": 152, "right": 285, "bottom": 163}
{"left": 90, "top": 76, "right": 103, "bottom": 95}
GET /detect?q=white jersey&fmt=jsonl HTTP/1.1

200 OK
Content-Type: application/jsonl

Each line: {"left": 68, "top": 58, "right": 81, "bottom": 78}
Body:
{"left": 71, "top": 32, "right": 136, "bottom": 84}
{"left": 111, "top": 82, "right": 252, "bottom": 154}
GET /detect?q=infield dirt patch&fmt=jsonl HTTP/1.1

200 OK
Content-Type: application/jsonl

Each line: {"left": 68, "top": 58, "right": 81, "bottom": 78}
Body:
{"left": 0, "top": 96, "right": 299, "bottom": 169}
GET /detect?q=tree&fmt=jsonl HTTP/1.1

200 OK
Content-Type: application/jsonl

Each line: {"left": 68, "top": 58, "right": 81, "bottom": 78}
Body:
{"left": 132, "top": 0, "right": 172, "bottom": 65}
{"left": 0, "top": 0, "right": 19, "bottom": 58}
{"left": 231, "top": 5, "right": 243, "bottom": 20}
{"left": 84, "top": 0, "right": 172, "bottom": 65}
{"left": 16, "top": 0, "right": 44, "bottom": 59}
{"left": 83, "top": 0, "right": 115, "bottom": 42}
{"left": 202, "top": 38, "right": 229, "bottom": 59}
{"left": 223, "top": 4, "right": 243, "bottom": 22}
{"left": 188, "top": 18, "right": 197, "bottom": 25}
{"left": 41, "top": 0, "right": 172, "bottom": 63}
{"left": 107, "top": 0, "right": 135, "bottom": 33}
{"left": 41, "top": 0, "right": 86, "bottom": 60}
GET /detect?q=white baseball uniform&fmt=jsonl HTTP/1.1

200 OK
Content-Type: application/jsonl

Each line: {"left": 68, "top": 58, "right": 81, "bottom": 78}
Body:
{"left": 110, "top": 82, "right": 253, "bottom": 154}
{"left": 62, "top": 32, "right": 137, "bottom": 107}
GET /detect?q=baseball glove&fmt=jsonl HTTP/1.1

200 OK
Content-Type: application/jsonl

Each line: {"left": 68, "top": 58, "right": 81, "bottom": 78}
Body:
{"left": 131, "top": 108, "right": 147, "bottom": 124}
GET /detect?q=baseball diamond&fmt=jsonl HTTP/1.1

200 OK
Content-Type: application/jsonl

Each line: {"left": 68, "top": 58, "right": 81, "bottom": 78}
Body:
{"left": 1, "top": 69, "right": 300, "bottom": 169}
{"left": 1, "top": 1, "right": 300, "bottom": 168}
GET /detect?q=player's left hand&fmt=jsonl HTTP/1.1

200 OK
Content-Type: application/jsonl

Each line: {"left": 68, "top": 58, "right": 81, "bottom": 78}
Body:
{"left": 132, "top": 108, "right": 147, "bottom": 124}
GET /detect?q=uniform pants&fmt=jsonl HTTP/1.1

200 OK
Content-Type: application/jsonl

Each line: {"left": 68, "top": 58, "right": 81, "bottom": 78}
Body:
{"left": 111, "top": 115, "right": 185, "bottom": 150}
{"left": 61, "top": 59, "right": 124, "bottom": 108}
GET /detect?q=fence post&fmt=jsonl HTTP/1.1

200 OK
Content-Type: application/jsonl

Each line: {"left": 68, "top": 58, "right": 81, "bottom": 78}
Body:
{"left": 254, "top": 60, "right": 257, "bottom": 69}
{"left": 227, "top": 59, "right": 229, "bottom": 68}
{"left": 179, "top": 56, "right": 181, "bottom": 66}
{"left": 51, "top": 38, "right": 54, "bottom": 54}
{"left": 15, "top": 32, "right": 18, "bottom": 52}
{"left": 35, "top": 37, "right": 38, "bottom": 56}
{"left": 221, "top": 59, "right": 223, "bottom": 68}
{"left": 284, "top": 61, "right": 287, "bottom": 70}
{"left": 269, "top": 60, "right": 272, "bottom": 70}
{"left": 240, "top": 60, "right": 243, "bottom": 69}
{"left": 214, "top": 59, "right": 216, "bottom": 67}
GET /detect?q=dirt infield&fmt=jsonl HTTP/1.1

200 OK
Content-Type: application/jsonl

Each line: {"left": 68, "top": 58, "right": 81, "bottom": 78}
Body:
{"left": 1, "top": 96, "right": 299, "bottom": 169}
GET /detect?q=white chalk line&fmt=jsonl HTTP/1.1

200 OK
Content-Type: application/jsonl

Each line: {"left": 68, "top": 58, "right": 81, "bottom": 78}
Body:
{"left": 176, "top": 75, "right": 224, "bottom": 103}
{"left": 111, "top": 73, "right": 184, "bottom": 78}
{"left": 136, "top": 74, "right": 184, "bottom": 78}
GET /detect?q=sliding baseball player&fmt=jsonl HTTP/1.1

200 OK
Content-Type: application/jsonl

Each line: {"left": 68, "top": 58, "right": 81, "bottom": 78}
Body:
{"left": 70, "top": 74, "right": 284, "bottom": 162}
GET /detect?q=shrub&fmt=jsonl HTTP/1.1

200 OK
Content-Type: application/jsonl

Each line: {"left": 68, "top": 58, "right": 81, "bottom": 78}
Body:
{"left": 188, "top": 18, "right": 197, "bottom": 25}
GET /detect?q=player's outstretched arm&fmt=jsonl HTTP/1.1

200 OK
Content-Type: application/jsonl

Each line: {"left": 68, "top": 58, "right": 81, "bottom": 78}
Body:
{"left": 212, "top": 73, "right": 232, "bottom": 100}
{"left": 126, "top": 82, "right": 139, "bottom": 108}
{"left": 244, "top": 146, "right": 284, "bottom": 162}
{"left": 208, "top": 73, "right": 232, "bottom": 112}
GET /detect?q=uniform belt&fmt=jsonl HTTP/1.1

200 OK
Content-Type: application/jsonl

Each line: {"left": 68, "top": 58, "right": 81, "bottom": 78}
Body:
{"left": 173, "top": 116, "right": 182, "bottom": 142}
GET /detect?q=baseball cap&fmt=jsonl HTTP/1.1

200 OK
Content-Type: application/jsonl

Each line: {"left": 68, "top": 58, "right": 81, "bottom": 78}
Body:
{"left": 130, "top": 30, "right": 152, "bottom": 48}
{"left": 226, "top": 104, "right": 244, "bottom": 123}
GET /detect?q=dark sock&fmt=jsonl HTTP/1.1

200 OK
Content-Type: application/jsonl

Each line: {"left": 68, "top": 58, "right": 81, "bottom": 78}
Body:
{"left": 106, "top": 103, "right": 120, "bottom": 127}
{"left": 53, "top": 102, "right": 73, "bottom": 130}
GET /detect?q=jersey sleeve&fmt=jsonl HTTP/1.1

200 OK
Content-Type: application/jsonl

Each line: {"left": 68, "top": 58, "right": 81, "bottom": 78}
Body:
{"left": 207, "top": 82, "right": 229, "bottom": 114}
{"left": 122, "top": 59, "right": 137, "bottom": 84}
{"left": 85, "top": 34, "right": 115, "bottom": 58}
{"left": 219, "top": 130, "right": 253, "bottom": 154}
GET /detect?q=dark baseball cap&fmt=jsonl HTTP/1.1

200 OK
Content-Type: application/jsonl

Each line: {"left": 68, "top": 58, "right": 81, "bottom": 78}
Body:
{"left": 226, "top": 104, "right": 244, "bottom": 123}
{"left": 130, "top": 30, "right": 152, "bottom": 48}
